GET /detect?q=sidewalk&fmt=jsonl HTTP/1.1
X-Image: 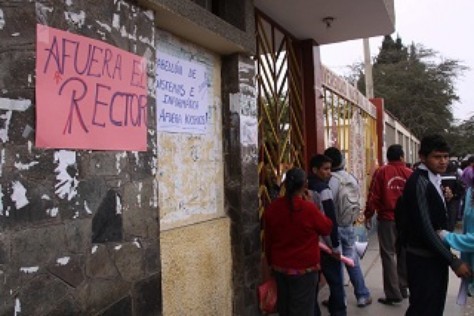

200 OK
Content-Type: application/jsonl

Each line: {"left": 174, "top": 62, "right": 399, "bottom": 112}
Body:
{"left": 317, "top": 230, "right": 473, "bottom": 315}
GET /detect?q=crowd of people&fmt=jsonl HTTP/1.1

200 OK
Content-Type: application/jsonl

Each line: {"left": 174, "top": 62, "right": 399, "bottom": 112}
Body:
{"left": 263, "top": 134, "right": 474, "bottom": 316}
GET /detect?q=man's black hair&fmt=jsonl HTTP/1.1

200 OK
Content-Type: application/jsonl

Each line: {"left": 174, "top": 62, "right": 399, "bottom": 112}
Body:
{"left": 468, "top": 156, "right": 474, "bottom": 164}
{"left": 387, "top": 144, "right": 404, "bottom": 162}
{"left": 418, "top": 134, "right": 450, "bottom": 157}
{"left": 310, "top": 154, "right": 332, "bottom": 170}
{"left": 324, "top": 147, "right": 343, "bottom": 169}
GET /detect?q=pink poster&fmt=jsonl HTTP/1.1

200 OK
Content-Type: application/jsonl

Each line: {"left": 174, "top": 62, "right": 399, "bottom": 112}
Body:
{"left": 35, "top": 24, "right": 148, "bottom": 151}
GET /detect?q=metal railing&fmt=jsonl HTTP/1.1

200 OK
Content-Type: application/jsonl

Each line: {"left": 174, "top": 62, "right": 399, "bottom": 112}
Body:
{"left": 321, "top": 65, "right": 379, "bottom": 209}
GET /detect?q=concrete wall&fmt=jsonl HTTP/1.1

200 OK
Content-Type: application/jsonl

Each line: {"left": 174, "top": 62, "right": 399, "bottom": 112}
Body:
{"left": 138, "top": 0, "right": 255, "bottom": 55}
{"left": 384, "top": 118, "right": 419, "bottom": 164}
{"left": 1, "top": 0, "right": 261, "bottom": 315}
{"left": 161, "top": 219, "right": 232, "bottom": 315}
{"left": 0, "top": 1, "right": 160, "bottom": 315}
{"left": 385, "top": 123, "right": 396, "bottom": 147}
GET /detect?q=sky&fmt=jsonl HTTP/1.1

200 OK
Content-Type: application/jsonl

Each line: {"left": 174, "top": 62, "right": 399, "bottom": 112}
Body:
{"left": 320, "top": 0, "right": 474, "bottom": 121}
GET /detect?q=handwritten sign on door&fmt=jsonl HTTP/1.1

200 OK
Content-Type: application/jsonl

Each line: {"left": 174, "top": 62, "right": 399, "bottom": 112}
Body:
{"left": 156, "top": 50, "right": 209, "bottom": 134}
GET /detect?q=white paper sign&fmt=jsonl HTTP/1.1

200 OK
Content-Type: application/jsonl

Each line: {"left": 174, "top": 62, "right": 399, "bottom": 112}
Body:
{"left": 156, "top": 50, "right": 209, "bottom": 134}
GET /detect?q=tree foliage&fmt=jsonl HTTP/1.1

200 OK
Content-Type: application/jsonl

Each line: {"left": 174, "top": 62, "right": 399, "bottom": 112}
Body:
{"left": 445, "top": 115, "right": 474, "bottom": 158}
{"left": 356, "top": 35, "right": 467, "bottom": 139}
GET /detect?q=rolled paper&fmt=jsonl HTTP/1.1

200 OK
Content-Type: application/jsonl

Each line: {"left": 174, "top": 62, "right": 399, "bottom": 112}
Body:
{"left": 319, "top": 242, "right": 355, "bottom": 267}
{"left": 355, "top": 241, "right": 369, "bottom": 259}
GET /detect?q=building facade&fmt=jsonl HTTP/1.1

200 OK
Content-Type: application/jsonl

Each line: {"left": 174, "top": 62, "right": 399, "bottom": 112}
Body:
{"left": 0, "top": 0, "right": 395, "bottom": 315}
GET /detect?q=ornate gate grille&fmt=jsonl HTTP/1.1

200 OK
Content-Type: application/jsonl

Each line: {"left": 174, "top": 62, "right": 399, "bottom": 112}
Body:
{"left": 256, "top": 10, "right": 305, "bottom": 214}
{"left": 321, "top": 65, "right": 379, "bottom": 208}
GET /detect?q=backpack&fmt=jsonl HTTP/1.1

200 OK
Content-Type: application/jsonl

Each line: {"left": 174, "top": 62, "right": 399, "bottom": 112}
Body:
{"left": 332, "top": 172, "right": 360, "bottom": 226}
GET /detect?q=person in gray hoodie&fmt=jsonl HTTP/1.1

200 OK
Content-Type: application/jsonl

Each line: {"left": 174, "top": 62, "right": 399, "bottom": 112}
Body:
{"left": 324, "top": 147, "right": 372, "bottom": 308}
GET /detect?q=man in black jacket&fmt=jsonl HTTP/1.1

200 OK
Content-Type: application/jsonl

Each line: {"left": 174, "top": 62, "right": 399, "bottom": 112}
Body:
{"left": 402, "top": 135, "right": 471, "bottom": 316}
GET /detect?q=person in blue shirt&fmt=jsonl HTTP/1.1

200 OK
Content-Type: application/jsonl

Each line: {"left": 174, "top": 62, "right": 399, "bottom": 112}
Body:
{"left": 439, "top": 176, "right": 474, "bottom": 301}
{"left": 308, "top": 154, "right": 346, "bottom": 316}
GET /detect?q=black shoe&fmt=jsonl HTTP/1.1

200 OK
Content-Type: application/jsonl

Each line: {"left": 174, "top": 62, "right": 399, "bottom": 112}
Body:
{"left": 378, "top": 297, "right": 402, "bottom": 305}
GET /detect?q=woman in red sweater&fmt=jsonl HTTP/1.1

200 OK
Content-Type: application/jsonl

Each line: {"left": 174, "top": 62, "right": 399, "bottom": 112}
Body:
{"left": 264, "top": 167, "right": 333, "bottom": 316}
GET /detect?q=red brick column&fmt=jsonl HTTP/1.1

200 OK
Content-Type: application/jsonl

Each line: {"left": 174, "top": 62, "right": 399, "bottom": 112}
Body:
{"left": 300, "top": 40, "right": 325, "bottom": 168}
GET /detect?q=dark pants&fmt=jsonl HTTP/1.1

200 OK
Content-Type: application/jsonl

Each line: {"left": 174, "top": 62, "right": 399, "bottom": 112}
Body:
{"left": 446, "top": 199, "right": 461, "bottom": 231}
{"left": 378, "top": 220, "right": 407, "bottom": 299}
{"left": 405, "top": 252, "right": 448, "bottom": 316}
{"left": 320, "top": 253, "right": 346, "bottom": 316}
{"left": 275, "top": 270, "right": 318, "bottom": 316}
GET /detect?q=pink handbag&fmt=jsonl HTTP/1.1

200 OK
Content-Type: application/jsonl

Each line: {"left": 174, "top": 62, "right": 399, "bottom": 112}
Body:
{"left": 258, "top": 277, "right": 277, "bottom": 314}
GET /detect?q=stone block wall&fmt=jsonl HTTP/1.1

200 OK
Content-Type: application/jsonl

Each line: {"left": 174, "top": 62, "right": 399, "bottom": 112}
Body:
{"left": 0, "top": 0, "right": 160, "bottom": 315}
{"left": 222, "top": 54, "right": 261, "bottom": 315}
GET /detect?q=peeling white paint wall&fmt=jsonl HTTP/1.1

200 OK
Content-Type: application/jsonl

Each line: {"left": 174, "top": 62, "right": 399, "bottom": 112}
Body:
{"left": 0, "top": 111, "right": 12, "bottom": 142}
{"left": 84, "top": 200, "right": 92, "bottom": 214}
{"left": 150, "top": 178, "right": 158, "bottom": 208}
{"left": 11, "top": 181, "right": 29, "bottom": 209}
{"left": 0, "top": 185, "right": 3, "bottom": 213}
{"left": 46, "top": 207, "right": 59, "bottom": 217}
{"left": 91, "top": 245, "right": 98, "bottom": 254}
{"left": 115, "top": 152, "right": 127, "bottom": 173}
{"left": 116, "top": 195, "right": 122, "bottom": 214}
{"left": 133, "top": 237, "right": 141, "bottom": 248}
{"left": 95, "top": 20, "right": 112, "bottom": 32}
{"left": 64, "top": 10, "right": 86, "bottom": 28}
{"left": 137, "top": 182, "right": 142, "bottom": 207}
{"left": 0, "top": 148, "right": 5, "bottom": 177}
{"left": 56, "top": 256, "right": 70, "bottom": 266}
{"left": 0, "top": 98, "right": 31, "bottom": 111}
{"left": 0, "top": 8, "right": 5, "bottom": 30}
{"left": 14, "top": 159, "right": 39, "bottom": 171}
{"left": 14, "top": 298, "right": 21, "bottom": 316}
{"left": 230, "top": 93, "right": 258, "bottom": 147}
{"left": 20, "top": 267, "right": 39, "bottom": 274}
{"left": 54, "top": 150, "right": 79, "bottom": 201}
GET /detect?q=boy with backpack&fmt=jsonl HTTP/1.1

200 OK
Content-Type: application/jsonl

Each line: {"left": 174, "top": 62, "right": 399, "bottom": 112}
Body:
{"left": 324, "top": 147, "right": 372, "bottom": 308}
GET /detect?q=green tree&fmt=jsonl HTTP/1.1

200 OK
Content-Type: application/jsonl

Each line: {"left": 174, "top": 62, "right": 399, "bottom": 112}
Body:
{"left": 445, "top": 115, "right": 474, "bottom": 157}
{"left": 357, "top": 35, "right": 467, "bottom": 138}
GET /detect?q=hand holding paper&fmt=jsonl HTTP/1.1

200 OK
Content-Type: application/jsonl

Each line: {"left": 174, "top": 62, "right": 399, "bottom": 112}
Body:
{"left": 319, "top": 242, "right": 355, "bottom": 267}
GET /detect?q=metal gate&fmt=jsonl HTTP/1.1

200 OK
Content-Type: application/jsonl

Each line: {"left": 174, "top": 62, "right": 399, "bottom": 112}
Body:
{"left": 256, "top": 10, "right": 305, "bottom": 214}
{"left": 321, "top": 65, "right": 379, "bottom": 207}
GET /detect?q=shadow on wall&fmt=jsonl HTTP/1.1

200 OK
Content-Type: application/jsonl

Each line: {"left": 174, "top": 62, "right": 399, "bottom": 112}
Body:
{"left": 92, "top": 190, "right": 123, "bottom": 243}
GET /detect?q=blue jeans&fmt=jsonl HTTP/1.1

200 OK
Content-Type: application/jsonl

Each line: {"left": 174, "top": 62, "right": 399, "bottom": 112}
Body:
{"left": 339, "top": 226, "right": 371, "bottom": 300}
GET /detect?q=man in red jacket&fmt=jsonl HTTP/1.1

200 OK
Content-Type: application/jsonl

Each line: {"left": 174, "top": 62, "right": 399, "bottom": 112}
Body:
{"left": 365, "top": 144, "right": 413, "bottom": 305}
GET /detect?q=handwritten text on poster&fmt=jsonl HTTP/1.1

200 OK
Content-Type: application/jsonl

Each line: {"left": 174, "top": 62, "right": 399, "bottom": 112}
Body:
{"left": 35, "top": 24, "right": 148, "bottom": 151}
{"left": 156, "top": 50, "right": 209, "bottom": 134}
